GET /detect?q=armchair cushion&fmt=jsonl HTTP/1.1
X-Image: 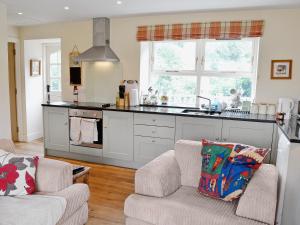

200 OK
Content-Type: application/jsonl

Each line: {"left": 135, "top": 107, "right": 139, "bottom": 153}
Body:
{"left": 0, "top": 149, "right": 39, "bottom": 196}
{"left": 36, "top": 158, "right": 73, "bottom": 193}
{"left": 135, "top": 150, "right": 181, "bottom": 197}
{"left": 236, "top": 164, "right": 278, "bottom": 225}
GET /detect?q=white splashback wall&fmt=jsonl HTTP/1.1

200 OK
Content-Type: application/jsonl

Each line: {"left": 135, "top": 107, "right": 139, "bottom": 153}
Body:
{"left": 19, "top": 8, "right": 300, "bottom": 105}
{"left": 83, "top": 62, "right": 123, "bottom": 103}
{"left": 0, "top": 3, "right": 11, "bottom": 139}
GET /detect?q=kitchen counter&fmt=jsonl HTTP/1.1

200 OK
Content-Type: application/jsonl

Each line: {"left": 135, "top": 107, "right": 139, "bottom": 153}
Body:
{"left": 277, "top": 116, "right": 300, "bottom": 143}
{"left": 105, "top": 105, "right": 277, "bottom": 123}
{"left": 42, "top": 101, "right": 110, "bottom": 110}
{"left": 42, "top": 101, "right": 276, "bottom": 123}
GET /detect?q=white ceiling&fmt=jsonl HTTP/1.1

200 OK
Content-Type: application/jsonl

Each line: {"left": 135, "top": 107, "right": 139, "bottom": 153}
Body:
{"left": 2, "top": 0, "right": 300, "bottom": 26}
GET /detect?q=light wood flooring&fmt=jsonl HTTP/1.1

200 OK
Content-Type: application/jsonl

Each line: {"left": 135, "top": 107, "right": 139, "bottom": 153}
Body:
{"left": 15, "top": 140, "right": 135, "bottom": 225}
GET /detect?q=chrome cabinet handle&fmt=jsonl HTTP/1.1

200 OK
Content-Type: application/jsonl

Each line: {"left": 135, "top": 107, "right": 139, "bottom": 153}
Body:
{"left": 223, "top": 138, "right": 227, "bottom": 142}
{"left": 152, "top": 139, "right": 156, "bottom": 143}
{"left": 64, "top": 122, "right": 68, "bottom": 126}
{"left": 215, "top": 137, "right": 220, "bottom": 141}
{"left": 152, "top": 119, "right": 156, "bottom": 122}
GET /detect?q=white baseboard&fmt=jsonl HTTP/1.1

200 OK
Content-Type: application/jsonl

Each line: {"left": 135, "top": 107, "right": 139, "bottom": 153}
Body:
{"left": 26, "top": 131, "right": 43, "bottom": 142}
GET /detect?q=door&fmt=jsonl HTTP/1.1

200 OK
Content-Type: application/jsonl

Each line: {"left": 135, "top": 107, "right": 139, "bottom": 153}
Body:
{"left": 8, "top": 42, "right": 18, "bottom": 141}
{"left": 44, "top": 107, "right": 69, "bottom": 152}
{"left": 44, "top": 44, "right": 62, "bottom": 102}
{"left": 103, "top": 111, "right": 134, "bottom": 161}
{"left": 134, "top": 136, "right": 174, "bottom": 164}
{"left": 175, "top": 116, "right": 222, "bottom": 142}
{"left": 221, "top": 120, "right": 274, "bottom": 148}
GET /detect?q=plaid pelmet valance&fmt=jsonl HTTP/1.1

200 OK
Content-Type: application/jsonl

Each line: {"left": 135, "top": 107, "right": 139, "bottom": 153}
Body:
{"left": 136, "top": 20, "right": 264, "bottom": 41}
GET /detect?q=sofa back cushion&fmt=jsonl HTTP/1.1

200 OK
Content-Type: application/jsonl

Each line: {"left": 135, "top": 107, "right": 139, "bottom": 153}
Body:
{"left": 175, "top": 140, "right": 203, "bottom": 187}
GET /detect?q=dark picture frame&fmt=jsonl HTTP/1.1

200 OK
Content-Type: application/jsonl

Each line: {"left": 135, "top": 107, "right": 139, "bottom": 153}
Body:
{"left": 271, "top": 59, "right": 292, "bottom": 80}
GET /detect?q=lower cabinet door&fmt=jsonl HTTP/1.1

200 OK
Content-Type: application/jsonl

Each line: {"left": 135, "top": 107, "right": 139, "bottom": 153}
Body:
{"left": 103, "top": 111, "right": 134, "bottom": 161}
{"left": 134, "top": 136, "right": 174, "bottom": 164}
{"left": 44, "top": 107, "right": 69, "bottom": 152}
{"left": 175, "top": 116, "right": 223, "bottom": 142}
{"left": 222, "top": 120, "right": 274, "bottom": 148}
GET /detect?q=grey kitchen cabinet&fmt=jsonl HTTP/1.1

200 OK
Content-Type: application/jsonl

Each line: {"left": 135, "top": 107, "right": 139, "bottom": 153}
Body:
{"left": 103, "top": 111, "right": 134, "bottom": 161}
{"left": 134, "top": 136, "right": 174, "bottom": 164}
{"left": 175, "top": 116, "right": 223, "bottom": 142}
{"left": 221, "top": 120, "right": 274, "bottom": 148}
{"left": 133, "top": 113, "right": 175, "bottom": 164}
{"left": 43, "top": 106, "right": 70, "bottom": 152}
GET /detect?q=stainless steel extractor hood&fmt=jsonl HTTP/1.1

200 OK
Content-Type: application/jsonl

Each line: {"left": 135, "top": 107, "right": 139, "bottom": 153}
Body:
{"left": 77, "top": 18, "right": 120, "bottom": 62}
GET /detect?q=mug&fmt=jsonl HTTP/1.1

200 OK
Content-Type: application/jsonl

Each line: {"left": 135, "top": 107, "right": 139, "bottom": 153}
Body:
{"left": 258, "top": 104, "right": 267, "bottom": 115}
{"left": 267, "top": 104, "right": 276, "bottom": 115}
{"left": 250, "top": 103, "right": 259, "bottom": 114}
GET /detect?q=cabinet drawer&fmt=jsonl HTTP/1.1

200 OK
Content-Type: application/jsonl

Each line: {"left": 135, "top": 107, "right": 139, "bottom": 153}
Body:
{"left": 134, "top": 125, "right": 174, "bottom": 139}
{"left": 134, "top": 136, "right": 174, "bottom": 164}
{"left": 134, "top": 113, "right": 175, "bottom": 127}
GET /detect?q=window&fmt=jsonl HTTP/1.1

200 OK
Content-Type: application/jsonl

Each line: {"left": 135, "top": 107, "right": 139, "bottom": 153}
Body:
{"left": 45, "top": 44, "right": 62, "bottom": 93}
{"left": 141, "top": 38, "right": 259, "bottom": 107}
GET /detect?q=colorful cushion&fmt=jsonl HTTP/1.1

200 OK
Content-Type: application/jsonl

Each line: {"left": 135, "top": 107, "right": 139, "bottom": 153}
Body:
{"left": 0, "top": 149, "right": 39, "bottom": 196}
{"left": 198, "top": 139, "right": 270, "bottom": 201}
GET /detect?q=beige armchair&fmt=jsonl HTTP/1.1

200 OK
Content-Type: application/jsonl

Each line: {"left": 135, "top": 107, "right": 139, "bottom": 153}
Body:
{"left": 124, "top": 140, "right": 278, "bottom": 225}
{"left": 0, "top": 139, "right": 90, "bottom": 225}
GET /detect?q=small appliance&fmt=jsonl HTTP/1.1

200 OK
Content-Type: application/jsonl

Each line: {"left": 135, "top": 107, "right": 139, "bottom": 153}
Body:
{"left": 278, "top": 98, "right": 295, "bottom": 119}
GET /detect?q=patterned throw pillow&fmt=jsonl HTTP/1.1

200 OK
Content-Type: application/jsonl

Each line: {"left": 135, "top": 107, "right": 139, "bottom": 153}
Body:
{"left": 0, "top": 149, "right": 39, "bottom": 196}
{"left": 198, "top": 139, "right": 270, "bottom": 201}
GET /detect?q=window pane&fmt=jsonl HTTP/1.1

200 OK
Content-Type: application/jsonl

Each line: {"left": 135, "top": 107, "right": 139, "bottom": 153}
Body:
{"left": 200, "top": 76, "right": 253, "bottom": 107}
{"left": 50, "top": 64, "right": 61, "bottom": 78}
{"left": 50, "top": 78, "right": 61, "bottom": 92}
{"left": 50, "top": 50, "right": 61, "bottom": 64}
{"left": 153, "top": 41, "right": 196, "bottom": 71}
{"left": 204, "top": 40, "right": 254, "bottom": 72}
{"left": 150, "top": 74, "right": 197, "bottom": 107}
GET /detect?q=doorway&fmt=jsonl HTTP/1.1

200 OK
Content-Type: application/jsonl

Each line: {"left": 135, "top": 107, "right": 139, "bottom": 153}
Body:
{"left": 8, "top": 42, "right": 18, "bottom": 141}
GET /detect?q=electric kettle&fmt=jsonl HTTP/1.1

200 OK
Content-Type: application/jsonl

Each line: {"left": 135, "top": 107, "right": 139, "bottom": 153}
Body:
{"left": 278, "top": 98, "right": 295, "bottom": 119}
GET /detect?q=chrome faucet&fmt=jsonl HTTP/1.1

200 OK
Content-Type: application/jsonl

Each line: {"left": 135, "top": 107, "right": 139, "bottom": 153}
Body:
{"left": 197, "top": 96, "right": 211, "bottom": 111}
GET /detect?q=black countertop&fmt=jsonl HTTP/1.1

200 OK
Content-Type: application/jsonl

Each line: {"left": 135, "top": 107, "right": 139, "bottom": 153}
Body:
{"left": 42, "top": 101, "right": 300, "bottom": 143}
{"left": 277, "top": 116, "right": 300, "bottom": 143}
{"left": 42, "top": 101, "right": 276, "bottom": 123}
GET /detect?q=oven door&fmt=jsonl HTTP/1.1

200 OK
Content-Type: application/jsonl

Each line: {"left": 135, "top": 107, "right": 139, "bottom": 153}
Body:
{"left": 69, "top": 109, "right": 103, "bottom": 149}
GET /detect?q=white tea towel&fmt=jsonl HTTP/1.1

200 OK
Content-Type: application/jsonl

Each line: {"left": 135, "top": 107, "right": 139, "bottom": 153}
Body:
{"left": 81, "top": 118, "right": 98, "bottom": 143}
{"left": 70, "top": 117, "right": 82, "bottom": 145}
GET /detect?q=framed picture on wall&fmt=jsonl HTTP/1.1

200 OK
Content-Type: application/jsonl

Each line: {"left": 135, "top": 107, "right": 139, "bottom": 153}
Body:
{"left": 30, "top": 59, "right": 41, "bottom": 76}
{"left": 271, "top": 60, "right": 292, "bottom": 80}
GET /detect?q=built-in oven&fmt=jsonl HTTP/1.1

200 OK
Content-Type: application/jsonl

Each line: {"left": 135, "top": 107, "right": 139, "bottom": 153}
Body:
{"left": 69, "top": 109, "right": 103, "bottom": 149}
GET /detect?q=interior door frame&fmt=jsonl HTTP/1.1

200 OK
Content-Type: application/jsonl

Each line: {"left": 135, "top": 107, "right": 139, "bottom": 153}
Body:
{"left": 7, "top": 37, "right": 24, "bottom": 141}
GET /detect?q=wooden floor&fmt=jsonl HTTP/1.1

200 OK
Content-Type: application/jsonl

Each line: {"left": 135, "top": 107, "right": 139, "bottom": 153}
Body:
{"left": 15, "top": 140, "right": 135, "bottom": 225}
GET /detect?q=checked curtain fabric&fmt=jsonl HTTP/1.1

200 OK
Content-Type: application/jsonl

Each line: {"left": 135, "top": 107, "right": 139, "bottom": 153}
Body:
{"left": 136, "top": 20, "right": 264, "bottom": 41}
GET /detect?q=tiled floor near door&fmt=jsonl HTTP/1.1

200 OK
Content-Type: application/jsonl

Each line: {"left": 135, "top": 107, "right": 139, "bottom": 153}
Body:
{"left": 15, "top": 140, "right": 135, "bottom": 225}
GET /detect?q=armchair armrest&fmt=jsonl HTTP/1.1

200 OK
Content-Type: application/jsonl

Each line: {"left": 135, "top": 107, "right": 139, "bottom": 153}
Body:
{"left": 135, "top": 150, "right": 181, "bottom": 197}
{"left": 0, "top": 139, "right": 16, "bottom": 153}
{"left": 36, "top": 158, "right": 73, "bottom": 193}
{"left": 236, "top": 164, "right": 278, "bottom": 225}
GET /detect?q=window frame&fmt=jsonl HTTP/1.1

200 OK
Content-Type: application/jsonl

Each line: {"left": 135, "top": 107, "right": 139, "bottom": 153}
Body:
{"left": 144, "top": 38, "right": 260, "bottom": 107}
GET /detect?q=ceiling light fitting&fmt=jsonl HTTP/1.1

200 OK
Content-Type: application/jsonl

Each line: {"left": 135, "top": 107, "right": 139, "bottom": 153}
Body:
{"left": 64, "top": 6, "right": 70, "bottom": 10}
{"left": 116, "top": 1, "right": 122, "bottom": 5}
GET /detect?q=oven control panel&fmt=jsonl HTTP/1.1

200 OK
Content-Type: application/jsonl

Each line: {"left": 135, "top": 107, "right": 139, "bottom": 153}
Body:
{"left": 69, "top": 109, "right": 102, "bottom": 119}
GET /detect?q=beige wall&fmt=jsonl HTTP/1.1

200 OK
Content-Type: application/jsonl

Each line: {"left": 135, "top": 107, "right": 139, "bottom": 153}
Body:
{"left": 20, "top": 8, "right": 300, "bottom": 104}
{"left": 0, "top": 2, "right": 11, "bottom": 138}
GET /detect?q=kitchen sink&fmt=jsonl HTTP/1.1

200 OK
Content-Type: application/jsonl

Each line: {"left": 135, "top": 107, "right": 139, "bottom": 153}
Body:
{"left": 181, "top": 109, "right": 222, "bottom": 115}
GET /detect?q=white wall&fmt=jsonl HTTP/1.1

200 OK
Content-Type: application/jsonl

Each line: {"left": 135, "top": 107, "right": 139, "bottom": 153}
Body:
{"left": 0, "top": 3, "right": 11, "bottom": 139}
{"left": 19, "top": 8, "right": 300, "bottom": 105}
{"left": 23, "top": 40, "right": 44, "bottom": 141}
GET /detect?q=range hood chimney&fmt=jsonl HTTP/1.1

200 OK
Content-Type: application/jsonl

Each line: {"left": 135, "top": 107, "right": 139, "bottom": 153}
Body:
{"left": 77, "top": 18, "right": 120, "bottom": 62}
